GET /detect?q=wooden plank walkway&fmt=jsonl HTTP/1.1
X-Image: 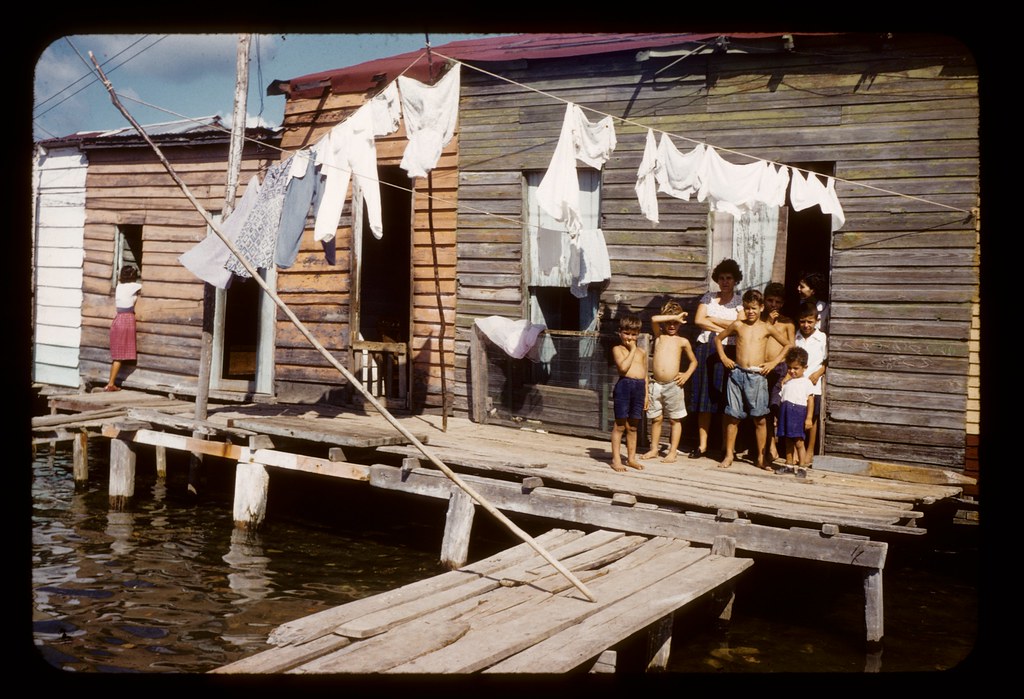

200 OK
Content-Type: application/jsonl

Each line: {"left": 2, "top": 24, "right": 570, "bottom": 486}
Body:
{"left": 32, "top": 388, "right": 973, "bottom": 645}
{"left": 33, "top": 390, "right": 966, "bottom": 537}
{"left": 211, "top": 528, "right": 753, "bottom": 674}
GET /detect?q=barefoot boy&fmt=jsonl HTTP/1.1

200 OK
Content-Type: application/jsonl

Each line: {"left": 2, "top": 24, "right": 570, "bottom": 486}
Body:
{"left": 610, "top": 313, "right": 648, "bottom": 472}
{"left": 714, "top": 289, "right": 793, "bottom": 470}
{"left": 641, "top": 300, "right": 697, "bottom": 463}
{"left": 762, "top": 282, "right": 795, "bottom": 465}
{"left": 795, "top": 300, "right": 827, "bottom": 464}
{"left": 775, "top": 346, "right": 815, "bottom": 473}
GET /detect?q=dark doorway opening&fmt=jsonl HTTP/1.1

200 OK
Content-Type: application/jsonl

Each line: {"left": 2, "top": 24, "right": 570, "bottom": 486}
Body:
{"left": 221, "top": 276, "right": 259, "bottom": 381}
{"left": 783, "top": 163, "right": 835, "bottom": 319}
{"left": 359, "top": 165, "right": 411, "bottom": 344}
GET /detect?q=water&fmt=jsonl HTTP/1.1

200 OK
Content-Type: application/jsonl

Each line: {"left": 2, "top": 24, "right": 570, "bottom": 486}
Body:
{"left": 28, "top": 437, "right": 982, "bottom": 677}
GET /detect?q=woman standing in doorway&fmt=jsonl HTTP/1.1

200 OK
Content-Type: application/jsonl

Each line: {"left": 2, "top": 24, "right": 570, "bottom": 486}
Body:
{"left": 687, "top": 258, "right": 743, "bottom": 459}
{"left": 105, "top": 265, "right": 141, "bottom": 391}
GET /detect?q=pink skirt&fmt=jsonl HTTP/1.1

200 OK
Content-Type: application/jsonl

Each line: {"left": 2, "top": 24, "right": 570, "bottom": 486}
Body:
{"left": 110, "top": 310, "right": 137, "bottom": 361}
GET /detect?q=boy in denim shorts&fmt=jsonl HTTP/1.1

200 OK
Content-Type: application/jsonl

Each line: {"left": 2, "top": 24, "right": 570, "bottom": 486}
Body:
{"left": 610, "top": 314, "right": 648, "bottom": 472}
{"left": 714, "top": 289, "right": 793, "bottom": 470}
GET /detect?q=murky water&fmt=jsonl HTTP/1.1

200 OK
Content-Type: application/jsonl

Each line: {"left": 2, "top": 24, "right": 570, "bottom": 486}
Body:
{"left": 29, "top": 437, "right": 981, "bottom": 676}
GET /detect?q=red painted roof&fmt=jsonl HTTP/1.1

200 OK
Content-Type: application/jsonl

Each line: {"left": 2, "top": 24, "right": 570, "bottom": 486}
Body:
{"left": 270, "top": 32, "right": 815, "bottom": 99}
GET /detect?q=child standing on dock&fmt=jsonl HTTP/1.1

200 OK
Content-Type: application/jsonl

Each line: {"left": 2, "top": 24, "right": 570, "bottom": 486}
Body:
{"left": 105, "top": 265, "right": 142, "bottom": 392}
{"left": 763, "top": 282, "right": 795, "bottom": 465}
{"left": 714, "top": 289, "right": 793, "bottom": 471}
{"left": 641, "top": 300, "right": 697, "bottom": 463}
{"left": 795, "top": 300, "right": 828, "bottom": 464}
{"left": 610, "top": 313, "right": 648, "bottom": 472}
{"left": 775, "top": 346, "right": 815, "bottom": 474}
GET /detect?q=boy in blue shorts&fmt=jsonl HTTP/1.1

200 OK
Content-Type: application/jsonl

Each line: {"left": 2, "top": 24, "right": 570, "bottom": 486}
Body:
{"left": 610, "top": 313, "right": 648, "bottom": 472}
{"left": 714, "top": 289, "right": 793, "bottom": 471}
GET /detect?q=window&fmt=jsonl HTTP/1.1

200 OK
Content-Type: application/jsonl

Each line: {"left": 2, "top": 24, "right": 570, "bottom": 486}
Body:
{"left": 523, "top": 169, "right": 603, "bottom": 388}
{"left": 113, "top": 224, "right": 143, "bottom": 287}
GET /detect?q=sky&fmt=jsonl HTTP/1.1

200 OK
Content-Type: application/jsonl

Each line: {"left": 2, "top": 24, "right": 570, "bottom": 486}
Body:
{"left": 31, "top": 33, "right": 504, "bottom": 142}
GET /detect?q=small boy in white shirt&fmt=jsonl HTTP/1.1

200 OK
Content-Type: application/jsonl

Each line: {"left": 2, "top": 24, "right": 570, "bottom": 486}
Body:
{"left": 795, "top": 300, "right": 827, "bottom": 463}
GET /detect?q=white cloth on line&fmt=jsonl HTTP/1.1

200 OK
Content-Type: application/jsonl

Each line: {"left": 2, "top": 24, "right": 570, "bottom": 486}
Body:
{"left": 312, "top": 104, "right": 383, "bottom": 242}
{"left": 656, "top": 135, "right": 706, "bottom": 203}
{"left": 370, "top": 81, "right": 402, "bottom": 137}
{"left": 475, "top": 316, "right": 547, "bottom": 359}
{"left": 635, "top": 128, "right": 660, "bottom": 223}
{"left": 568, "top": 228, "right": 611, "bottom": 298}
{"left": 789, "top": 168, "right": 846, "bottom": 231}
{"left": 537, "top": 102, "right": 617, "bottom": 232}
{"left": 697, "top": 146, "right": 790, "bottom": 217}
{"left": 398, "top": 64, "right": 461, "bottom": 178}
{"left": 179, "top": 174, "right": 262, "bottom": 289}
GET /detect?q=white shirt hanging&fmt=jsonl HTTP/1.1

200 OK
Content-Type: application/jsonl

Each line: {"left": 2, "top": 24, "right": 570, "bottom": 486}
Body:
{"left": 398, "top": 64, "right": 461, "bottom": 178}
{"left": 536, "top": 103, "right": 617, "bottom": 233}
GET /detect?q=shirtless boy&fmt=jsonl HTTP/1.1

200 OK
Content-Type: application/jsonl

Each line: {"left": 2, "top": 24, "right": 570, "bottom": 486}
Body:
{"left": 641, "top": 300, "right": 697, "bottom": 463}
{"left": 610, "top": 313, "right": 648, "bottom": 472}
{"left": 762, "top": 282, "right": 795, "bottom": 464}
{"left": 713, "top": 289, "right": 794, "bottom": 470}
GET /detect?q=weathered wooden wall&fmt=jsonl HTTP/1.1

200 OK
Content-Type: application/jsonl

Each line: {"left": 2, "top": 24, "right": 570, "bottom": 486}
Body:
{"left": 277, "top": 87, "right": 458, "bottom": 411}
{"left": 79, "top": 140, "right": 279, "bottom": 391}
{"left": 454, "top": 34, "right": 979, "bottom": 471}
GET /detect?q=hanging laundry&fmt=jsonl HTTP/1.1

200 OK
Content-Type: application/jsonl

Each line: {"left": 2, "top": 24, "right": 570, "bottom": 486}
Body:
{"left": 535, "top": 226, "right": 564, "bottom": 275}
{"left": 474, "top": 316, "right": 547, "bottom": 359}
{"left": 568, "top": 228, "right": 611, "bottom": 299}
{"left": 225, "top": 158, "right": 292, "bottom": 278}
{"left": 697, "top": 146, "right": 790, "bottom": 217}
{"left": 179, "top": 174, "right": 262, "bottom": 289}
{"left": 656, "top": 135, "right": 706, "bottom": 202}
{"left": 313, "top": 104, "right": 384, "bottom": 243}
{"left": 370, "top": 81, "right": 402, "bottom": 137}
{"left": 635, "top": 129, "right": 660, "bottom": 223}
{"left": 537, "top": 103, "right": 617, "bottom": 232}
{"left": 398, "top": 63, "right": 461, "bottom": 178}
{"left": 275, "top": 146, "right": 323, "bottom": 269}
{"left": 790, "top": 169, "right": 845, "bottom": 231}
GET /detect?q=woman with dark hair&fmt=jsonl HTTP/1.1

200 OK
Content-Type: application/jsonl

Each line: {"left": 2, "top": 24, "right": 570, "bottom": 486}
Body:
{"left": 687, "top": 258, "right": 743, "bottom": 458}
{"left": 105, "top": 266, "right": 141, "bottom": 391}
{"left": 796, "top": 270, "right": 829, "bottom": 333}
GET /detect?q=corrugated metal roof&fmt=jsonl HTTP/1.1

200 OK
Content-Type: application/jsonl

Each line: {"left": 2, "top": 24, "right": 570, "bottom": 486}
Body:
{"left": 270, "top": 32, "right": 826, "bottom": 99}
{"left": 93, "top": 115, "right": 226, "bottom": 138}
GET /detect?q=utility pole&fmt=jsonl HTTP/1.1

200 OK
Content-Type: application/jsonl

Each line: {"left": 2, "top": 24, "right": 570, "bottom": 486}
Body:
{"left": 189, "top": 33, "right": 250, "bottom": 495}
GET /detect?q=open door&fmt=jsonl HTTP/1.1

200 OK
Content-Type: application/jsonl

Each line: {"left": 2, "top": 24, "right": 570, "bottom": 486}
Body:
{"left": 350, "top": 165, "right": 412, "bottom": 406}
{"left": 209, "top": 209, "right": 275, "bottom": 396}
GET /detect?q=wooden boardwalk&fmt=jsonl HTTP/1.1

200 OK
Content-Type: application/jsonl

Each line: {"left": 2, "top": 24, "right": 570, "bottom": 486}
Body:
{"left": 32, "top": 387, "right": 974, "bottom": 646}
{"left": 211, "top": 528, "right": 753, "bottom": 674}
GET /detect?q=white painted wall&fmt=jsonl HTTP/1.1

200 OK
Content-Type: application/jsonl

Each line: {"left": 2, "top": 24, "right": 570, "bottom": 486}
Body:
{"left": 33, "top": 145, "right": 87, "bottom": 388}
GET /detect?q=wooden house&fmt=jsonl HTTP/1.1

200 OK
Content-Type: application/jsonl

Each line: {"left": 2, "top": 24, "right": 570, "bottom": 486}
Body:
{"left": 60, "top": 117, "right": 282, "bottom": 397}
{"left": 270, "top": 32, "right": 980, "bottom": 479}
{"left": 33, "top": 135, "right": 89, "bottom": 388}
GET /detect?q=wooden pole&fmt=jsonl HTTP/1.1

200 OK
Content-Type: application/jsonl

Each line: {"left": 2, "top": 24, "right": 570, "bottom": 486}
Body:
{"left": 189, "top": 33, "right": 251, "bottom": 495}
{"left": 89, "top": 54, "right": 596, "bottom": 602}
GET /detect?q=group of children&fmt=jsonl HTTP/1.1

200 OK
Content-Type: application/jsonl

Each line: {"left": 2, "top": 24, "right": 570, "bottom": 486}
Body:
{"left": 610, "top": 274, "right": 827, "bottom": 476}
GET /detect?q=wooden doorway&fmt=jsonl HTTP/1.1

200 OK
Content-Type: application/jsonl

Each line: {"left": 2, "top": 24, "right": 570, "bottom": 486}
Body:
{"left": 351, "top": 165, "right": 412, "bottom": 405}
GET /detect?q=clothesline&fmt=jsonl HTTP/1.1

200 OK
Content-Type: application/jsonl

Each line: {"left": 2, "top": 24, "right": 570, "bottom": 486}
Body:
{"left": 117, "top": 44, "right": 972, "bottom": 235}
{"left": 433, "top": 49, "right": 974, "bottom": 217}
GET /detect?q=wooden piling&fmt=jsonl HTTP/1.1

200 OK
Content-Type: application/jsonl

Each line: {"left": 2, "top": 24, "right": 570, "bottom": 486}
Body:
{"left": 441, "top": 487, "right": 476, "bottom": 569}
{"left": 72, "top": 431, "right": 89, "bottom": 486}
{"left": 233, "top": 462, "right": 270, "bottom": 531}
{"left": 109, "top": 437, "right": 136, "bottom": 510}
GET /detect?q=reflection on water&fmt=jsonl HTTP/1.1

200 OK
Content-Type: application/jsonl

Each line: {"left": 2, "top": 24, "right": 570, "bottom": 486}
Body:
{"left": 30, "top": 437, "right": 981, "bottom": 675}
{"left": 31, "top": 440, "right": 448, "bottom": 674}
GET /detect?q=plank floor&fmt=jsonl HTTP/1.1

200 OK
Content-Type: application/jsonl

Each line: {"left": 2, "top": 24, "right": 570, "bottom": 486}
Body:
{"left": 211, "top": 528, "right": 753, "bottom": 674}
{"left": 34, "top": 389, "right": 965, "bottom": 537}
